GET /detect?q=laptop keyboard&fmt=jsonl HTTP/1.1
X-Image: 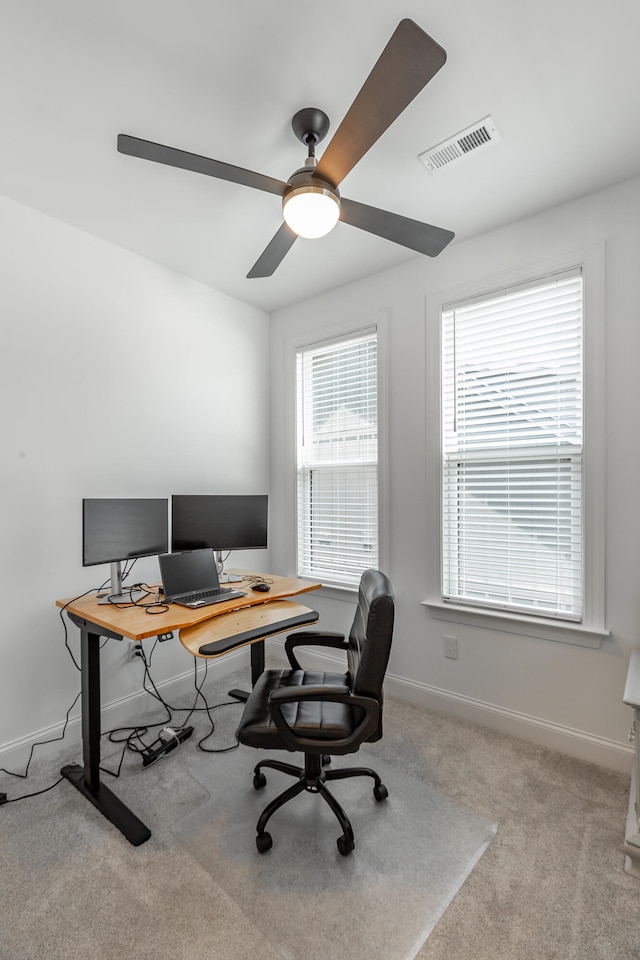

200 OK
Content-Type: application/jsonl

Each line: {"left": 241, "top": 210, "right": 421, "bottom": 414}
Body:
{"left": 181, "top": 587, "right": 233, "bottom": 604}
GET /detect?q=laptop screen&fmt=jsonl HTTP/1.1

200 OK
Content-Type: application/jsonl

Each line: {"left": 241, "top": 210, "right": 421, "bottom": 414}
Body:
{"left": 159, "top": 549, "right": 220, "bottom": 599}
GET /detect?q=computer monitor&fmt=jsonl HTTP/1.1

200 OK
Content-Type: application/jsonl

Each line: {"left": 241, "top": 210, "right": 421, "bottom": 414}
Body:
{"left": 83, "top": 498, "right": 169, "bottom": 603}
{"left": 171, "top": 494, "right": 268, "bottom": 582}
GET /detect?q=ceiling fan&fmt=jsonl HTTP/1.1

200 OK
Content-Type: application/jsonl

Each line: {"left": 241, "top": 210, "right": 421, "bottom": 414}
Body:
{"left": 117, "top": 19, "right": 454, "bottom": 279}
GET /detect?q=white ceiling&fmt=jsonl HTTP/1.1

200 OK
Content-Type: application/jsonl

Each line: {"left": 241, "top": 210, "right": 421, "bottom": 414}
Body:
{"left": 2, "top": 0, "right": 639, "bottom": 313}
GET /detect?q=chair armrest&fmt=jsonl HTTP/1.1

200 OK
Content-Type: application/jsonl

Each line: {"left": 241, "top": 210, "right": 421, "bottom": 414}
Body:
{"left": 284, "top": 631, "right": 348, "bottom": 670}
{"left": 267, "top": 685, "right": 379, "bottom": 752}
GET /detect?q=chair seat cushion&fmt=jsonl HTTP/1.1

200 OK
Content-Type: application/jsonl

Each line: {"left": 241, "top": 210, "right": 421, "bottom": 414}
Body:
{"left": 236, "top": 669, "right": 352, "bottom": 751}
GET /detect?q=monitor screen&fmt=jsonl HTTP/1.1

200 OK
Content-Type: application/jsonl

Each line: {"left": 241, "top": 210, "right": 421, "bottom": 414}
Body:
{"left": 171, "top": 495, "right": 268, "bottom": 552}
{"left": 83, "top": 498, "right": 169, "bottom": 567}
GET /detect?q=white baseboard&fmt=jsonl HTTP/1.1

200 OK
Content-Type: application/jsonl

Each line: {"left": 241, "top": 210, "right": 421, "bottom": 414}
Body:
{"left": 384, "top": 673, "right": 633, "bottom": 774}
{"left": 0, "top": 649, "right": 247, "bottom": 772}
{"left": 271, "top": 640, "right": 633, "bottom": 774}
{"left": 2, "top": 641, "right": 632, "bottom": 778}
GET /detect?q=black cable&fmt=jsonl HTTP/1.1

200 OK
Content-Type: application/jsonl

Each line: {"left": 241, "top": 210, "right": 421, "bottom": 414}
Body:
{"left": 104, "top": 584, "right": 154, "bottom": 608}
{"left": 0, "top": 691, "right": 81, "bottom": 782}
{"left": 196, "top": 702, "right": 241, "bottom": 754}
{"left": 58, "top": 577, "right": 111, "bottom": 670}
{"left": 100, "top": 640, "right": 188, "bottom": 775}
{"left": 239, "top": 574, "right": 275, "bottom": 586}
{"left": 0, "top": 691, "right": 82, "bottom": 803}
{"left": 4, "top": 572, "right": 133, "bottom": 801}
{"left": 98, "top": 640, "right": 173, "bottom": 776}
{"left": 186, "top": 657, "right": 241, "bottom": 755}
{"left": 100, "top": 724, "right": 158, "bottom": 777}
{"left": 139, "top": 641, "right": 174, "bottom": 718}
{"left": 1, "top": 776, "right": 65, "bottom": 804}
{"left": 102, "top": 581, "right": 170, "bottom": 615}
{"left": 101, "top": 647, "right": 242, "bottom": 769}
{"left": 4, "top": 595, "right": 244, "bottom": 800}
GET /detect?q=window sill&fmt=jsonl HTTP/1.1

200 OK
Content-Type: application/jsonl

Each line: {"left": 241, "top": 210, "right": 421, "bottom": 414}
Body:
{"left": 423, "top": 599, "right": 608, "bottom": 648}
{"left": 299, "top": 577, "right": 358, "bottom": 602}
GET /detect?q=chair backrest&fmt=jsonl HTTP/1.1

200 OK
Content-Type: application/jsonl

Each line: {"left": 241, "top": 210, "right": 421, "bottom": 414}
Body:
{"left": 347, "top": 569, "right": 395, "bottom": 740}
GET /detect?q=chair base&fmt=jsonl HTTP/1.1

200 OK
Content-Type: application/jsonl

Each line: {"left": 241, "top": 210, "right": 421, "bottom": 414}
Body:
{"left": 251, "top": 752, "right": 388, "bottom": 856}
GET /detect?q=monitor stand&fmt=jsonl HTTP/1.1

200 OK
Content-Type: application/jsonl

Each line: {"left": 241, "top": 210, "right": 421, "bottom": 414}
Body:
{"left": 216, "top": 551, "right": 243, "bottom": 583}
{"left": 97, "top": 561, "right": 147, "bottom": 604}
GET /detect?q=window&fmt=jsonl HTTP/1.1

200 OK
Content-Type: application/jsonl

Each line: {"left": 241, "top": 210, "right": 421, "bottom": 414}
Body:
{"left": 441, "top": 270, "right": 584, "bottom": 620}
{"left": 428, "top": 248, "right": 607, "bottom": 646}
{"left": 296, "top": 328, "right": 378, "bottom": 587}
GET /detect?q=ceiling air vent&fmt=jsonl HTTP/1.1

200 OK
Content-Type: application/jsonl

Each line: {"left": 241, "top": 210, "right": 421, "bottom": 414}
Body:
{"left": 419, "top": 116, "right": 501, "bottom": 174}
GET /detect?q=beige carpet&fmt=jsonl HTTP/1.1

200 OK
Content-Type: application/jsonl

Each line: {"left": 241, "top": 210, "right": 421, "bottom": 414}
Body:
{"left": 379, "top": 698, "right": 640, "bottom": 960}
{"left": 1, "top": 665, "right": 639, "bottom": 959}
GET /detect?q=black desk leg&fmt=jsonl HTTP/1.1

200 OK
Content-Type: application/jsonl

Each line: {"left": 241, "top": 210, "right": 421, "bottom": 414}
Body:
{"left": 60, "top": 626, "right": 151, "bottom": 846}
{"left": 228, "top": 639, "right": 265, "bottom": 703}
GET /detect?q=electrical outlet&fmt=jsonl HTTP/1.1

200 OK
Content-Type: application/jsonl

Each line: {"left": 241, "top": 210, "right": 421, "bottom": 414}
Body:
{"left": 129, "top": 643, "right": 143, "bottom": 661}
{"left": 444, "top": 635, "right": 458, "bottom": 660}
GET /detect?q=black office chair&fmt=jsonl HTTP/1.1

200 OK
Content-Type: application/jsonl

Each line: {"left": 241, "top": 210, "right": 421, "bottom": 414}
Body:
{"left": 236, "top": 568, "right": 395, "bottom": 855}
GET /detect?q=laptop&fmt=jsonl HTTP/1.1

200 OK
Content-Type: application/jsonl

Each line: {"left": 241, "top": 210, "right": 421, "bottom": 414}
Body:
{"left": 158, "top": 549, "right": 246, "bottom": 608}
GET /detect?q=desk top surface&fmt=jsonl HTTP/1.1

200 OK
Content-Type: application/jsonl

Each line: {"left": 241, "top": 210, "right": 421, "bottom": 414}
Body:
{"left": 56, "top": 570, "right": 321, "bottom": 642}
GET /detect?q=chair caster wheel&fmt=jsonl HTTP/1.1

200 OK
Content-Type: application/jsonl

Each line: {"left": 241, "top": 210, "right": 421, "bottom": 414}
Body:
{"left": 256, "top": 831, "right": 272, "bottom": 853}
{"left": 253, "top": 772, "right": 267, "bottom": 789}
{"left": 337, "top": 834, "right": 354, "bottom": 856}
{"left": 373, "top": 783, "right": 388, "bottom": 802}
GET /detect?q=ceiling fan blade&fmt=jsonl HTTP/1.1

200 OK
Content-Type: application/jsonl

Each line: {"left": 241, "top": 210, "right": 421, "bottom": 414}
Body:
{"left": 117, "top": 134, "right": 287, "bottom": 196}
{"left": 340, "top": 197, "right": 454, "bottom": 257}
{"left": 315, "top": 20, "right": 446, "bottom": 188}
{"left": 247, "top": 223, "right": 298, "bottom": 278}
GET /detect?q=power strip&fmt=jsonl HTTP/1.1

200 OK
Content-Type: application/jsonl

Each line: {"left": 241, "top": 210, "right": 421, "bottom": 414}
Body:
{"left": 141, "top": 725, "right": 194, "bottom": 767}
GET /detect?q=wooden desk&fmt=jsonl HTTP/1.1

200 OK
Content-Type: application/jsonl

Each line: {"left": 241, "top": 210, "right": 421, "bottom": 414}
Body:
{"left": 56, "top": 571, "right": 320, "bottom": 845}
{"left": 57, "top": 571, "right": 319, "bottom": 642}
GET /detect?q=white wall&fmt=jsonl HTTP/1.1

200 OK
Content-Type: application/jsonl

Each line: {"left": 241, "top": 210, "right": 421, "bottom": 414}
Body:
{"left": 3, "top": 175, "right": 638, "bottom": 776}
{"left": 269, "top": 175, "right": 640, "bottom": 772}
{"left": 0, "top": 195, "right": 269, "bottom": 760}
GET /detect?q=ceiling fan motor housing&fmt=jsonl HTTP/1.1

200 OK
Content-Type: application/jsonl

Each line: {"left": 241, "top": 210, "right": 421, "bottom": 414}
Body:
{"left": 284, "top": 162, "right": 340, "bottom": 202}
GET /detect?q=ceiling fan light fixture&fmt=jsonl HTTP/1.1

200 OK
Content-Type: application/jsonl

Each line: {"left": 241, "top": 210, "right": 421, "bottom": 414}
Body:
{"left": 282, "top": 184, "right": 341, "bottom": 239}
{"left": 119, "top": 21, "right": 454, "bottom": 277}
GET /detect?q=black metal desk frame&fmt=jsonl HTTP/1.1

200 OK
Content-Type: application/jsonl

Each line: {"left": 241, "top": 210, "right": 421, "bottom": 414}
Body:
{"left": 61, "top": 615, "right": 151, "bottom": 845}
{"left": 60, "top": 613, "right": 267, "bottom": 846}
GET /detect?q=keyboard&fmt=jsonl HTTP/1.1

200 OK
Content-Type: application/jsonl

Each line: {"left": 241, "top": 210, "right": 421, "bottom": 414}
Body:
{"left": 183, "top": 587, "right": 231, "bottom": 603}
{"left": 173, "top": 587, "right": 247, "bottom": 608}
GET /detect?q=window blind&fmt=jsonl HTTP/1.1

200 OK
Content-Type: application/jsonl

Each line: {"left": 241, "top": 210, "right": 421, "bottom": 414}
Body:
{"left": 296, "top": 330, "right": 378, "bottom": 586}
{"left": 441, "top": 271, "right": 583, "bottom": 619}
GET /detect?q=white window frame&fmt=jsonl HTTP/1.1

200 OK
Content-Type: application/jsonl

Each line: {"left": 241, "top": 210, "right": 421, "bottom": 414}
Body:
{"left": 424, "top": 245, "right": 608, "bottom": 647}
{"left": 284, "top": 311, "right": 389, "bottom": 595}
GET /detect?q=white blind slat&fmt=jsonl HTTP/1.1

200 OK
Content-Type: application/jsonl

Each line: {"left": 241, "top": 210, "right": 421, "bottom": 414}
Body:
{"left": 441, "top": 272, "right": 583, "bottom": 619}
{"left": 296, "top": 331, "right": 378, "bottom": 585}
